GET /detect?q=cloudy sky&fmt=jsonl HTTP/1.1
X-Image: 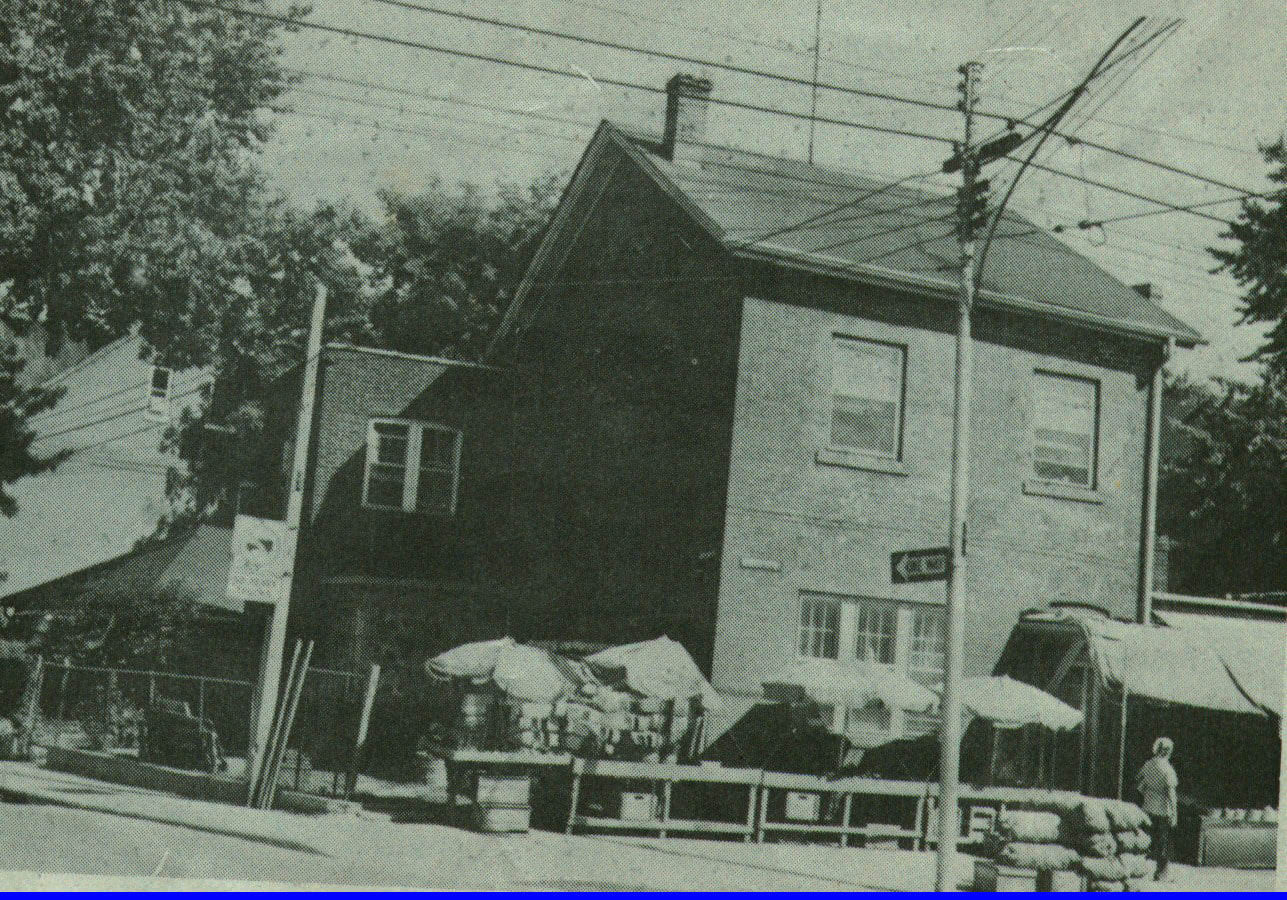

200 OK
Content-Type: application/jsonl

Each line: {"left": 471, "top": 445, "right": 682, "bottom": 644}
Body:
{"left": 261, "top": 0, "right": 1286, "bottom": 383}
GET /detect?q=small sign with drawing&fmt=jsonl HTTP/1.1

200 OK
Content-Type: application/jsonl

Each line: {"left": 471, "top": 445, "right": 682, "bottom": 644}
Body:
{"left": 227, "top": 514, "right": 296, "bottom": 607}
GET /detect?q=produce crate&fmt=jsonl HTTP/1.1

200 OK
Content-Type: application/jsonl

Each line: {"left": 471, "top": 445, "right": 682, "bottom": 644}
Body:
{"left": 469, "top": 802, "right": 531, "bottom": 833}
{"left": 974, "top": 859, "right": 1038, "bottom": 892}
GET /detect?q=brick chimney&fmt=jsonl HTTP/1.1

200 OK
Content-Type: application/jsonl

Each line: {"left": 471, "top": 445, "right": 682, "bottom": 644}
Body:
{"left": 661, "top": 74, "right": 713, "bottom": 160}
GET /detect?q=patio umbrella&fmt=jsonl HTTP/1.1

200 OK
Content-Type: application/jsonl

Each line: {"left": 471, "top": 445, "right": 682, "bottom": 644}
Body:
{"left": 957, "top": 676, "right": 1083, "bottom": 731}
{"left": 585, "top": 636, "right": 722, "bottom": 709}
{"left": 426, "top": 637, "right": 571, "bottom": 702}
{"left": 762, "top": 657, "right": 938, "bottom": 713}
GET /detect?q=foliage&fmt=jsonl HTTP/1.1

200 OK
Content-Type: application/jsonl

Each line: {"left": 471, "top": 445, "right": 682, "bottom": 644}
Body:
{"left": 32, "top": 581, "right": 205, "bottom": 669}
{"left": 160, "top": 173, "right": 563, "bottom": 526}
{"left": 0, "top": 340, "right": 66, "bottom": 520}
{"left": 361, "top": 173, "right": 563, "bottom": 360}
{"left": 1209, "top": 138, "right": 1287, "bottom": 374}
{"left": 1158, "top": 370, "right": 1287, "bottom": 596}
{"left": 0, "top": 0, "right": 301, "bottom": 368}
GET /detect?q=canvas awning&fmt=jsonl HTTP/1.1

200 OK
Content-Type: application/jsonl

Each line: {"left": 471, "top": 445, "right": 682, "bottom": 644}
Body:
{"left": 425, "top": 637, "right": 571, "bottom": 702}
{"left": 584, "top": 636, "right": 721, "bottom": 709}
{"left": 1154, "top": 610, "right": 1285, "bottom": 717}
{"left": 957, "top": 675, "right": 1083, "bottom": 730}
{"left": 762, "top": 657, "right": 937, "bottom": 713}
{"left": 1023, "top": 608, "right": 1276, "bottom": 717}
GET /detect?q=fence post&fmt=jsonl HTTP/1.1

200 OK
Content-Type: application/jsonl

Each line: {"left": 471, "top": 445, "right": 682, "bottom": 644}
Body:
{"left": 198, "top": 678, "right": 206, "bottom": 722}
{"left": 55, "top": 657, "right": 71, "bottom": 720}
{"left": 20, "top": 654, "right": 44, "bottom": 757}
{"left": 148, "top": 672, "right": 156, "bottom": 707}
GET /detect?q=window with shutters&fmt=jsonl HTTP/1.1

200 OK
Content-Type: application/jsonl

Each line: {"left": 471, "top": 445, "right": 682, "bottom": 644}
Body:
{"left": 829, "top": 336, "right": 906, "bottom": 459}
{"left": 1032, "top": 371, "right": 1099, "bottom": 488}
{"left": 363, "top": 419, "right": 462, "bottom": 515}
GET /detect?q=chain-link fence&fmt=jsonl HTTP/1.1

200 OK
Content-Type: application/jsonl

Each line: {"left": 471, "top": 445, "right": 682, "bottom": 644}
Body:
{"left": 25, "top": 658, "right": 371, "bottom": 797}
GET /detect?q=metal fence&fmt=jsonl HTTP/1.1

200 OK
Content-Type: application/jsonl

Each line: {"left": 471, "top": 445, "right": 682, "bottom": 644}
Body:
{"left": 27, "top": 658, "right": 368, "bottom": 796}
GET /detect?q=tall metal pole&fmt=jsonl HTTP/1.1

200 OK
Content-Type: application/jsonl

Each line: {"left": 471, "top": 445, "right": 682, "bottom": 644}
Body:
{"left": 935, "top": 60, "right": 980, "bottom": 893}
{"left": 247, "top": 279, "right": 327, "bottom": 790}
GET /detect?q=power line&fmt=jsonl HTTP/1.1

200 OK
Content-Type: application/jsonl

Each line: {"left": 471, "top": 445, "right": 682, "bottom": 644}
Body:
{"left": 32, "top": 383, "right": 207, "bottom": 444}
{"left": 368, "top": 1, "right": 1259, "bottom": 197}
{"left": 29, "top": 378, "right": 148, "bottom": 424}
{"left": 1015, "top": 157, "right": 1234, "bottom": 224}
{"left": 184, "top": 0, "right": 958, "bottom": 144}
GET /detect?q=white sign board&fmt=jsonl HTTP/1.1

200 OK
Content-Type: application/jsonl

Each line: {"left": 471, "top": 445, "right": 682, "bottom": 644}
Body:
{"left": 227, "top": 515, "right": 297, "bottom": 607}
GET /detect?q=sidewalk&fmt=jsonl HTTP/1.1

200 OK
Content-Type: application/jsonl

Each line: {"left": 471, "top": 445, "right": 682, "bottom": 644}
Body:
{"left": 0, "top": 760, "right": 1275, "bottom": 890}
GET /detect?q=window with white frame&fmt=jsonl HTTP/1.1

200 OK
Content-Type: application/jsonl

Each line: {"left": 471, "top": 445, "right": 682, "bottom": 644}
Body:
{"left": 798, "top": 594, "right": 841, "bottom": 659}
{"left": 1032, "top": 371, "right": 1099, "bottom": 488}
{"left": 147, "top": 366, "right": 172, "bottom": 418}
{"left": 363, "top": 419, "right": 462, "bottom": 515}
{"left": 830, "top": 336, "right": 906, "bottom": 459}
{"left": 797, "top": 592, "right": 946, "bottom": 740}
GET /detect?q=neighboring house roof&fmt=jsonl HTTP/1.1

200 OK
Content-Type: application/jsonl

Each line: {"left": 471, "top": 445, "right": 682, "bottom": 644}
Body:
{"left": 3, "top": 524, "right": 239, "bottom": 614}
{"left": 0, "top": 334, "right": 211, "bottom": 597}
{"left": 491, "top": 121, "right": 1202, "bottom": 356}
{"left": 1015, "top": 607, "right": 1281, "bottom": 717}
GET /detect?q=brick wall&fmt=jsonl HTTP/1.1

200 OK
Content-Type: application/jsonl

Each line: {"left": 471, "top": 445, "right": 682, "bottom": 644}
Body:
{"left": 710, "top": 283, "right": 1159, "bottom": 699}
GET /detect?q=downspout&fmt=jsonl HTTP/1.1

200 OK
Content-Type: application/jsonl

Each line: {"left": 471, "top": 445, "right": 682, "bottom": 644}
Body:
{"left": 1137, "top": 337, "right": 1173, "bottom": 625}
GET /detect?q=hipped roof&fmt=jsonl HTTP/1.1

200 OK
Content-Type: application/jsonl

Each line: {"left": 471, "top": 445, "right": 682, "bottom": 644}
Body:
{"left": 1021, "top": 608, "right": 1283, "bottom": 717}
{"left": 492, "top": 122, "right": 1202, "bottom": 355}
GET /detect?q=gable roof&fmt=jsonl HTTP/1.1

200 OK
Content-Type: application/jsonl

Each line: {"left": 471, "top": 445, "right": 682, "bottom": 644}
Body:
{"left": 4, "top": 524, "right": 240, "bottom": 615}
{"left": 491, "top": 121, "right": 1202, "bottom": 355}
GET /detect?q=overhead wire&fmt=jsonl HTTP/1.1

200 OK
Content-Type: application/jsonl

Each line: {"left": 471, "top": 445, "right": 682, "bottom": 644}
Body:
{"left": 364, "top": 1, "right": 1258, "bottom": 196}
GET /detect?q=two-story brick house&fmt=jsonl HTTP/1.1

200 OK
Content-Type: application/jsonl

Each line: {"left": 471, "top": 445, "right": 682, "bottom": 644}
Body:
{"left": 272, "top": 75, "right": 1200, "bottom": 748}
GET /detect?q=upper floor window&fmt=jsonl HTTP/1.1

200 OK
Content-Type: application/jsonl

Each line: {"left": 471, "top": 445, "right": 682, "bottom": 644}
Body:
{"left": 363, "top": 419, "right": 462, "bottom": 515}
{"left": 147, "top": 366, "right": 171, "bottom": 419}
{"left": 830, "top": 336, "right": 905, "bottom": 459}
{"left": 1032, "top": 371, "right": 1099, "bottom": 488}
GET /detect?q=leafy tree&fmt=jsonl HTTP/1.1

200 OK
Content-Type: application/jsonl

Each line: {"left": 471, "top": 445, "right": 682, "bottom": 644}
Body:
{"left": 0, "top": 341, "right": 66, "bottom": 522}
{"left": 160, "top": 173, "right": 563, "bottom": 526}
{"left": 1210, "top": 138, "right": 1287, "bottom": 374}
{"left": 361, "top": 174, "right": 563, "bottom": 360}
{"left": 0, "top": 0, "right": 301, "bottom": 368}
{"left": 1158, "top": 370, "right": 1287, "bottom": 596}
{"left": 31, "top": 581, "right": 204, "bottom": 669}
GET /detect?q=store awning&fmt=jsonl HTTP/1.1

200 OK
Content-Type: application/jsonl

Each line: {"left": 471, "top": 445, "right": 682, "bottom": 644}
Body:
{"left": 1154, "top": 610, "right": 1285, "bottom": 717}
{"left": 762, "top": 657, "right": 937, "bottom": 713}
{"left": 958, "top": 676, "right": 1083, "bottom": 730}
{"left": 1022, "top": 608, "right": 1274, "bottom": 717}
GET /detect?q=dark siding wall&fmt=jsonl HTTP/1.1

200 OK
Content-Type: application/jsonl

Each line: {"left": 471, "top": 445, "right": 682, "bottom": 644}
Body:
{"left": 711, "top": 273, "right": 1159, "bottom": 698}
{"left": 294, "top": 150, "right": 744, "bottom": 671}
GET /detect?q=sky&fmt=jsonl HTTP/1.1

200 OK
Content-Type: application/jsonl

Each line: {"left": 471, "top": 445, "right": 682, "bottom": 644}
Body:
{"left": 260, "top": 0, "right": 1287, "bottom": 383}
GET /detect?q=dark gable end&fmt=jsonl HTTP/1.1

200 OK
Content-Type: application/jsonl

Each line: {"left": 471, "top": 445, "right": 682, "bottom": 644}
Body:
{"left": 492, "top": 120, "right": 1202, "bottom": 357}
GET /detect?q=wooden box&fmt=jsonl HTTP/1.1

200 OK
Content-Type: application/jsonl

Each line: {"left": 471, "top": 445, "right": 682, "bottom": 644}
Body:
{"left": 974, "top": 859, "right": 1038, "bottom": 892}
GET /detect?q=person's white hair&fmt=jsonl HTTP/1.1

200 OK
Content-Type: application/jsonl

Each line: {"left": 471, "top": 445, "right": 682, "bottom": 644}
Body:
{"left": 1153, "top": 736, "right": 1174, "bottom": 756}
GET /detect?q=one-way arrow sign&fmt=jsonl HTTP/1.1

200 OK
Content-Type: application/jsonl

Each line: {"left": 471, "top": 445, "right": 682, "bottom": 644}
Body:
{"left": 891, "top": 547, "right": 951, "bottom": 584}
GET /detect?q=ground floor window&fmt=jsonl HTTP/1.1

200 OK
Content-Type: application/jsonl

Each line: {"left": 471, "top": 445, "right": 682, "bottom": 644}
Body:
{"left": 797, "top": 591, "right": 946, "bottom": 742}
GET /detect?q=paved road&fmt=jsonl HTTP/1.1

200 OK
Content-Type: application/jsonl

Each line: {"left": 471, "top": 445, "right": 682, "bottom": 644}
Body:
{"left": 0, "top": 763, "right": 1276, "bottom": 891}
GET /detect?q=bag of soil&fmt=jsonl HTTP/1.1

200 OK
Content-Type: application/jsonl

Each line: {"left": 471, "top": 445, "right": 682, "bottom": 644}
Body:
{"left": 1076, "top": 832, "right": 1120, "bottom": 859}
{"left": 1119, "top": 853, "right": 1153, "bottom": 880}
{"left": 996, "top": 842, "right": 1080, "bottom": 871}
{"left": 1087, "top": 878, "right": 1127, "bottom": 892}
{"left": 994, "top": 810, "right": 1063, "bottom": 844}
{"left": 1104, "top": 800, "right": 1150, "bottom": 832}
{"left": 1078, "top": 856, "right": 1128, "bottom": 880}
{"left": 1115, "top": 829, "right": 1151, "bottom": 853}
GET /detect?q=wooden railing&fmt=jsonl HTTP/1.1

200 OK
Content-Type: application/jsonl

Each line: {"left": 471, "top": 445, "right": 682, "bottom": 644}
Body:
{"left": 444, "top": 750, "right": 1082, "bottom": 847}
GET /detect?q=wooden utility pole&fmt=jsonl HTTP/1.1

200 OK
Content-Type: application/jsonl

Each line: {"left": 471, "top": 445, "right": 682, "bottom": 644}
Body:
{"left": 246, "top": 279, "right": 327, "bottom": 792}
{"left": 935, "top": 59, "right": 982, "bottom": 893}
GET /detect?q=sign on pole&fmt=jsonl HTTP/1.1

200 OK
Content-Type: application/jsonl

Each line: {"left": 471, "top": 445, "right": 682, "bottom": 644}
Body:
{"left": 890, "top": 547, "right": 951, "bottom": 584}
{"left": 227, "top": 514, "right": 297, "bottom": 608}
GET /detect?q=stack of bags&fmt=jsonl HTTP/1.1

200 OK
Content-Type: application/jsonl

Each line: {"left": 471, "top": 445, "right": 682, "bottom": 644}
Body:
{"left": 999, "top": 797, "right": 1152, "bottom": 891}
{"left": 984, "top": 809, "right": 1080, "bottom": 874}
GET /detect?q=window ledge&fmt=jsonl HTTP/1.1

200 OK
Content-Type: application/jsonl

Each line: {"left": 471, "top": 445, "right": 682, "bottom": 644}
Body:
{"left": 816, "top": 448, "right": 908, "bottom": 476}
{"left": 1022, "top": 479, "right": 1104, "bottom": 504}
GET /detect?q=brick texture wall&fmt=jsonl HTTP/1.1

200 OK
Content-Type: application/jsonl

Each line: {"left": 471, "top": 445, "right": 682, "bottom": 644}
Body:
{"left": 710, "top": 283, "right": 1159, "bottom": 699}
